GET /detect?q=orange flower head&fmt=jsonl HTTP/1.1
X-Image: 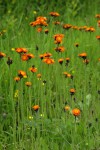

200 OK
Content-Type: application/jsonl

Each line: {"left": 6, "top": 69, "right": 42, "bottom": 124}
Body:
{"left": 85, "top": 27, "right": 95, "bottom": 32}
{"left": 21, "top": 53, "right": 34, "bottom": 61}
{"left": 43, "top": 58, "right": 55, "bottom": 64}
{"left": 29, "top": 66, "right": 37, "bottom": 73}
{"left": 54, "top": 34, "right": 64, "bottom": 44}
{"left": 43, "top": 52, "right": 52, "bottom": 58}
{"left": 36, "top": 16, "right": 48, "bottom": 26}
{"left": 72, "top": 108, "right": 81, "bottom": 117}
{"left": 0, "top": 52, "right": 6, "bottom": 58}
{"left": 15, "top": 48, "right": 23, "bottom": 53}
{"left": 55, "top": 36, "right": 62, "bottom": 44}
{"left": 78, "top": 53, "right": 87, "bottom": 59}
{"left": 37, "top": 73, "right": 42, "bottom": 79}
{"left": 32, "top": 105, "right": 40, "bottom": 111}
{"left": 49, "top": 12, "right": 60, "bottom": 17}
{"left": 67, "top": 74, "right": 72, "bottom": 78}
{"left": 54, "top": 46, "right": 65, "bottom": 52}
{"left": 36, "top": 16, "right": 47, "bottom": 22}
{"left": 21, "top": 54, "right": 29, "bottom": 61}
{"left": 15, "top": 48, "right": 28, "bottom": 54}
{"left": 54, "top": 34, "right": 64, "bottom": 39}
{"left": 63, "top": 72, "right": 73, "bottom": 79}
{"left": 30, "top": 16, "right": 48, "bottom": 27}
{"left": 58, "top": 58, "right": 64, "bottom": 65}
{"left": 18, "top": 70, "right": 27, "bottom": 78}
{"left": 25, "top": 82, "right": 32, "bottom": 87}
{"left": 63, "top": 24, "right": 72, "bottom": 29}
{"left": 82, "top": 26, "right": 88, "bottom": 30}
{"left": 27, "top": 53, "right": 35, "bottom": 59}
{"left": 71, "top": 26, "right": 79, "bottom": 30}
{"left": 90, "top": 27, "right": 95, "bottom": 32}
{"left": 70, "top": 88, "right": 76, "bottom": 95}
{"left": 65, "top": 57, "right": 70, "bottom": 62}
{"left": 22, "top": 48, "right": 28, "bottom": 53}
{"left": 63, "top": 72, "right": 68, "bottom": 75}
{"left": 96, "top": 35, "right": 100, "bottom": 40}
{"left": 95, "top": 14, "right": 100, "bottom": 18}
{"left": 14, "top": 77, "right": 20, "bottom": 82}
{"left": 39, "top": 54, "right": 44, "bottom": 60}
{"left": 37, "top": 27, "right": 42, "bottom": 32}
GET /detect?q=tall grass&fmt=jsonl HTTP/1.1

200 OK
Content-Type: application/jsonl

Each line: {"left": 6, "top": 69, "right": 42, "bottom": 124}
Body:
{"left": 0, "top": 1, "right": 100, "bottom": 150}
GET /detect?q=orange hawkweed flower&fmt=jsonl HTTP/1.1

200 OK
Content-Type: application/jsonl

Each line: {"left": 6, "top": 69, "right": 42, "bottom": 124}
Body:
{"left": 54, "top": 34, "right": 64, "bottom": 39}
{"left": 71, "top": 26, "right": 79, "bottom": 30}
{"left": 63, "top": 72, "right": 73, "bottom": 79}
{"left": 54, "top": 46, "right": 65, "bottom": 52}
{"left": 27, "top": 53, "right": 35, "bottom": 59}
{"left": 70, "top": 88, "right": 76, "bottom": 95}
{"left": 81, "top": 26, "right": 88, "bottom": 30}
{"left": 25, "top": 82, "right": 32, "bottom": 87}
{"left": 65, "top": 57, "right": 70, "bottom": 62}
{"left": 90, "top": 27, "right": 95, "bottom": 32}
{"left": 65, "top": 57, "right": 70, "bottom": 66}
{"left": 55, "top": 37, "right": 62, "bottom": 44}
{"left": 29, "top": 66, "right": 37, "bottom": 73}
{"left": 37, "top": 73, "right": 42, "bottom": 79}
{"left": 21, "top": 53, "right": 34, "bottom": 61}
{"left": 39, "top": 54, "right": 44, "bottom": 60}
{"left": 43, "top": 52, "right": 52, "bottom": 58}
{"left": 30, "top": 16, "right": 48, "bottom": 27}
{"left": 63, "top": 24, "right": 72, "bottom": 29}
{"left": 72, "top": 108, "right": 81, "bottom": 117}
{"left": 95, "top": 14, "right": 100, "bottom": 18}
{"left": 0, "top": 52, "right": 6, "bottom": 58}
{"left": 39, "top": 53, "right": 52, "bottom": 60}
{"left": 49, "top": 12, "right": 60, "bottom": 17}
{"left": 43, "top": 58, "right": 55, "bottom": 64}
{"left": 78, "top": 53, "right": 87, "bottom": 60}
{"left": 37, "top": 27, "right": 42, "bottom": 32}
{"left": 32, "top": 105, "right": 40, "bottom": 111}
{"left": 98, "top": 58, "right": 100, "bottom": 62}
{"left": 15, "top": 48, "right": 28, "bottom": 54}
{"left": 58, "top": 58, "right": 64, "bottom": 65}
{"left": 14, "top": 77, "right": 20, "bottom": 82}
{"left": 63, "top": 72, "right": 68, "bottom": 76}
{"left": 21, "top": 54, "right": 29, "bottom": 61}
{"left": 85, "top": 27, "right": 95, "bottom": 32}
{"left": 54, "top": 34, "right": 64, "bottom": 44}
{"left": 18, "top": 70, "right": 27, "bottom": 78}
{"left": 96, "top": 35, "right": 100, "bottom": 40}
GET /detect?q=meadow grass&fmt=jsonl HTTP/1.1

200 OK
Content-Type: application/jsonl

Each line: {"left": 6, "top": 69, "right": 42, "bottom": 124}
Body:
{"left": 0, "top": 4, "right": 100, "bottom": 150}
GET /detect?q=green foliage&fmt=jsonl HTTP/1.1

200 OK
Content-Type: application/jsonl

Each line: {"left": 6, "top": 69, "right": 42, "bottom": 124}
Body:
{"left": 0, "top": 1, "right": 100, "bottom": 150}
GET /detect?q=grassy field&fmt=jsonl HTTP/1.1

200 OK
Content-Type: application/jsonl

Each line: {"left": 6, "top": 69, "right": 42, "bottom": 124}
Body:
{"left": 0, "top": 1, "right": 100, "bottom": 150}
